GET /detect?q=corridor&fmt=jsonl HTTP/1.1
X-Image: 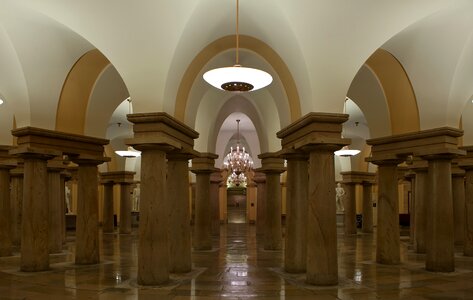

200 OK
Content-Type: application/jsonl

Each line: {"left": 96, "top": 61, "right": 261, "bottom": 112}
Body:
{"left": 0, "top": 224, "right": 473, "bottom": 299}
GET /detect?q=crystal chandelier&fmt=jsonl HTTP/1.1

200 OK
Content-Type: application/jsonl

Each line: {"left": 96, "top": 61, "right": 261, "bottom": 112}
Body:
{"left": 223, "top": 119, "right": 253, "bottom": 175}
{"left": 203, "top": 0, "right": 272, "bottom": 92}
{"left": 227, "top": 171, "right": 247, "bottom": 187}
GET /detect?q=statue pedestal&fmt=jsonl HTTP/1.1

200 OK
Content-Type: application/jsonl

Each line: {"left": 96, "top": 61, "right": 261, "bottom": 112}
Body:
{"left": 336, "top": 212, "right": 344, "bottom": 227}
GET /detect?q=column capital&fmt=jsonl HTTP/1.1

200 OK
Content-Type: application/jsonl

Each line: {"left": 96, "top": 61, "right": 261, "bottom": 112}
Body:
{"left": 126, "top": 112, "right": 199, "bottom": 153}
{"left": 0, "top": 145, "right": 17, "bottom": 169}
{"left": 458, "top": 145, "right": 473, "bottom": 170}
{"left": 100, "top": 171, "right": 136, "bottom": 184}
{"left": 341, "top": 171, "right": 376, "bottom": 184}
{"left": 252, "top": 172, "right": 266, "bottom": 184}
{"left": 277, "top": 148, "right": 308, "bottom": 161}
{"left": 367, "top": 127, "right": 464, "bottom": 162}
{"left": 257, "top": 152, "right": 285, "bottom": 174}
{"left": 277, "top": 112, "right": 350, "bottom": 151}
{"left": 210, "top": 171, "right": 223, "bottom": 184}
{"left": 191, "top": 152, "right": 219, "bottom": 174}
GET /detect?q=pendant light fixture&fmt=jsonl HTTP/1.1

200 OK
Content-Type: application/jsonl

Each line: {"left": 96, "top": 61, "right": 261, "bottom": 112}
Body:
{"left": 223, "top": 119, "right": 254, "bottom": 174}
{"left": 115, "top": 97, "right": 141, "bottom": 158}
{"left": 334, "top": 97, "right": 360, "bottom": 157}
{"left": 203, "top": 0, "right": 272, "bottom": 92}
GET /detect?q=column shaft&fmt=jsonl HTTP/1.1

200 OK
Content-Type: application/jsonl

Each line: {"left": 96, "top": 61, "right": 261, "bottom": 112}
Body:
{"left": 409, "top": 177, "right": 416, "bottom": 244}
{"left": 21, "top": 157, "right": 49, "bottom": 271}
{"left": 167, "top": 158, "right": 191, "bottom": 273}
{"left": 307, "top": 149, "right": 338, "bottom": 285}
{"left": 0, "top": 168, "right": 12, "bottom": 256}
{"left": 60, "top": 175, "right": 67, "bottom": 244}
{"left": 102, "top": 183, "right": 114, "bottom": 233}
{"left": 48, "top": 170, "right": 62, "bottom": 253}
{"left": 376, "top": 163, "right": 400, "bottom": 265}
{"left": 465, "top": 169, "right": 473, "bottom": 256}
{"left": 344, "top": 183, "right": 357, "bottom": 235}
{"left": 119, "top": 183, "right": 132, "bottom": 234}
{"left": 264, "top": 172, "right": 282, "bottom": 250}
{"left": 138, "top": 149, "right": 169, "bottom": 285}
{"left": 10, "top": 173, "right": 23, "bottom": 246}
{"left": 75, "top": 163, "right": 100, "bottom": 265}
{"left": 210, "top": 176, "right": 220, "bottom": 236}
{"left": 193, "top": 172, "right": 212, "bottom": 250}
{"left": 256, "top": 180, "right": 265, "bottom": 236}
{"left": 426, "top": 158, "right": 454, "bottom": 272}
{"left": 284, "top": 158, "right": 308, "bottom": 273}
{"left": 414, "top": 170, "right": 428, "bottom": 253}
{"left": 362, "top": 183, "right": 373, "bottom": 233}
{"left": 452, "top": 174, "right": 465, "bottom": 245}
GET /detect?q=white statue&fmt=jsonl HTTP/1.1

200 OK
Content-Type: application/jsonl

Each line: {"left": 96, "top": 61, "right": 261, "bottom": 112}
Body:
{"left": 335, "top": 182, "right": 345, "bottom": 212}
{"left": 65, "top": 185, "right": 72, "bottom": 214}
{"left": 132, "top": 186, "right": 140, "bottom": 211}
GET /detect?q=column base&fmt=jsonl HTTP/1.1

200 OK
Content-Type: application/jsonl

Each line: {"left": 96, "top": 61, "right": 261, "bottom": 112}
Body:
{"left": 306, "top": 274, "right": 338, "bottom": 286}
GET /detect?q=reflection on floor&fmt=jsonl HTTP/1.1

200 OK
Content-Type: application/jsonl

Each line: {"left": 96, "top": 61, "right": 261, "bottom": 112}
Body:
{"left": 1, "top": 224, "right": 473, "bottom": 299}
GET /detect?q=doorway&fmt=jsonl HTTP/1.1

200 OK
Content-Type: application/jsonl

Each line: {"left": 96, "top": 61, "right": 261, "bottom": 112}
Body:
{"left": 227, "top": 188, "right": 247, "bottom": 223}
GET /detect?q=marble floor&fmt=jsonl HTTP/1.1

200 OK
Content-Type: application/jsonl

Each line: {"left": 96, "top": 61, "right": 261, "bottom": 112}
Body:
{"left": 1, "top": 224, "right": 473, "bottom": 299}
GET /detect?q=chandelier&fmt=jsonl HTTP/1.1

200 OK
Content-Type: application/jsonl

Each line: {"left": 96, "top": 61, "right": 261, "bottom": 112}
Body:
{"left": 223, "top": 119, "right": 253, "bottom": 175}
{"left": 203, "top": 0, "right": 272, "bottom": 92}
{"left": 227, "top": 171, "right": 247, "bottom": 187}
{"left": 334, "top": 97, "right": 360, "bottom": 157}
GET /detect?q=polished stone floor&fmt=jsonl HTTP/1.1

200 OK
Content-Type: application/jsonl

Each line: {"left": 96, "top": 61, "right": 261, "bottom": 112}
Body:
{"left": 1, "top": 224, "right": 473, "bottom": 299}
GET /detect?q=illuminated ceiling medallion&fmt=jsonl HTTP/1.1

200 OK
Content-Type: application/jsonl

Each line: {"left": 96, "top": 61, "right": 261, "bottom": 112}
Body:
{"left": 203, "top": 0, "right": 272, "bottom": 92}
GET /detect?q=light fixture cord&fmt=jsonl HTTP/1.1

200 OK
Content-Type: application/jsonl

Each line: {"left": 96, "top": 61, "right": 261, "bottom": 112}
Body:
{"left": 236, "top": 0, "right": 239, "bottom": 65}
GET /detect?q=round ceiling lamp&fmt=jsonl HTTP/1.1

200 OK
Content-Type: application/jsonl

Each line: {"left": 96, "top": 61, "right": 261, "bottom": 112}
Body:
{"left": 203, "top": 0, "right": 272, "bottom": 92}
{"left": 116, "top": 146, "right": 141, "bottom": 158}
{"left": 334, "top": 97, "right": 361, "bottom": 157}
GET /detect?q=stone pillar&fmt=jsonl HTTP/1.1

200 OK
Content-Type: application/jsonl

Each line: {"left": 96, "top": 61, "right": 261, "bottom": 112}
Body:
{"left": 343, "top": 182, "right": 357, "bottom": 235}
{"left": 167, "top": 153, "right": 193, "bottom": 273}
{"left": 253, "top": 172, "right": 266, "bottom": 236}
{"left": 191, "top": 153, "right": 218, "bottom": 251}
{"left": 0, "top": 166, "right": 13, "bottom": 256}
{"left": 210, "top": 172, "right": 222, "bottom": 236}
{"left": 18, "top": 153, "right": 58, "bottom": 271}
{"left": 283, "top": 152, "right": 308, "bottom": 273}
{"left": 424, "top": 154, "right": 456, "bottom": 272}
{"left": 73, "top": 159, "right": 104, "bottom": 265}
{"left": 277, "top": 112, "right": 349, "bottom": 286}
{"left": 101, "top": 181, "right": 115, "bottom": 233}
{"left": 119, "top": 182, "right": 133, "bottom": 234}
{"left": 452, "top": 168, "right": 465, "bottom": 245}
{"left": 459, "top": 147, "right": 473, "bottom": 256}
{"left": 127, "top": 112, "right": 199, "bottom": 285}
{"left": 10, "top": 167, "right": 23, "bottom": 247}
{"left": 257, "top": 153, "right": 285, "bottom": 251}
{"left": 47, "top": 162, "right": 63, "bottom": 254}
{"left": 463, "top": 167, "right": 473, "bottom": 256}
{"left": 412, "top": 164, "right": 428, "bottom": 253}
{"left": 362, "top": 181, "right": 374, "bottom": 233}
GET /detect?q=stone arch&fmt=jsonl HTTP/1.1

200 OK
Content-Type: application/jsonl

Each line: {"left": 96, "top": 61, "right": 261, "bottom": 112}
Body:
{"left": 174, "top": 35, "right": 301, "bottom": 123}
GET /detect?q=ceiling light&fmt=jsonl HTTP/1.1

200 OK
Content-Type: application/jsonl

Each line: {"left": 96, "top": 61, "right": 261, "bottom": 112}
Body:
{"left": 203, "top": 0, "right": 272, "bottom": 92}
{"left": 334, "top": 146, "right": 360, "bottom": 157}
{"left": 223, "top": 119, "right": 253, "bottom": 174}
{"left": 0, "top": 98, "right": 3, "bottom": 105}
{"left": 115, "top": 146, "right": 141, "bottom": 158}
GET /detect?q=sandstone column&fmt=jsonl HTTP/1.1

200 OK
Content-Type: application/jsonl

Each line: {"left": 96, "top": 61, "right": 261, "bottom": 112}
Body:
{"left": 257, "top": 153, "right": 285, "bottom": 251}
{"left": 119, "top": 181, "right": 133, "bottom": 234}
{"left": 342, "top": 181, "right": 357, "bottom": 235}
{"left": 253, "top": 172, "right": 266, "bottom": 236}
{"left": 412, "top": 163, "right": 428, "bottom": 253}
{"left": 373, "top": 160, "right": 402, "bottom": 264}
{"left": 451, "top": 167, "right": 465, "bottom": 245}
{"left": 191, "top": 153, "right": 218, "bottom": 251}
{"left": 210, "top": 172, "right": 222, "bottom": 236}
{"left": 167, "top": 153, "right": 193, "bottom": 273}
{"left": 277, "top": 113, "right": 349, "bottom": 286}
{"left": 127, "top": 112, "right": 199, "bottom": 285}
{"left": 47, "top": 162, "right": 63, "bottom": 254}
{"left": 362, "top": 181, "right": 374, "bottom": 233}
{"left": 0, "top": 164, "right": 14, "bottom": 257}
{"left": 459, "top": 146, "right": 473, "bottom": 256}
{"left": 73, "top": 159, "right": 104, "bottom": 265}
{"left": 282, "top": 151, "right": 308, "bottom": 273}
{"left": 101, "top": 180, "right": 115, "bottom": 233}
{"left": 10, "top": 166, "right": 23, "bottom": 247}
{"left": 423, "top": 154, "right": 456, "bottom": 272}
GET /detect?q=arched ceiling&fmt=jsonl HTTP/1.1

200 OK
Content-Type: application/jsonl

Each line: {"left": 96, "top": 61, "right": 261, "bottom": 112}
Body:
{"left": 1, "top": 0, "right": 473, "bottom": 171}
